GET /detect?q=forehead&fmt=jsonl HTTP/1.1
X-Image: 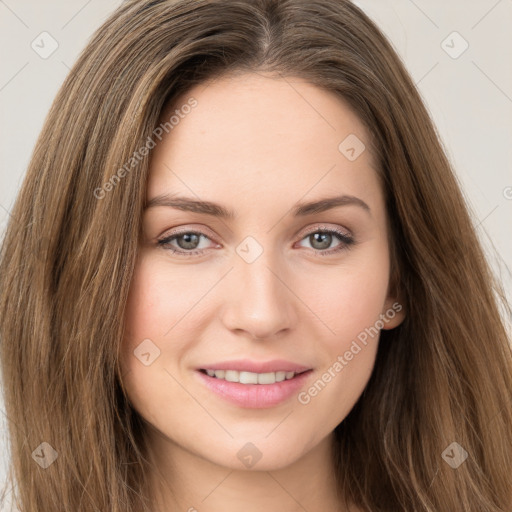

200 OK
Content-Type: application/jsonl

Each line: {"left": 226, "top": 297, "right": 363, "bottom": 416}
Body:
{"left": 147, "top": 72, "right": 382, "bottom": 214}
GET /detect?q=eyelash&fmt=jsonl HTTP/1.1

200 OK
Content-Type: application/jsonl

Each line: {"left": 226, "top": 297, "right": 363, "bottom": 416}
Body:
{"left": 157, "top": 226, "right": 355, "bottom": 258}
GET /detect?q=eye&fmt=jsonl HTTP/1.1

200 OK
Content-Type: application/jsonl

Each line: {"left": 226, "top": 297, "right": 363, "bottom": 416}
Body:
{"left": 157, "top": 225, "right": 355, "bottom": 258}
{"left": 296, "top": 227, "right": 355, "bottom": 256}
{"left": 157, "top": 230, "right": 217, "bottom": 256}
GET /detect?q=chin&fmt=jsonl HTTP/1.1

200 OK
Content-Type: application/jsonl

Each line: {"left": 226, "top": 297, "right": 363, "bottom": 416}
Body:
{"left": 200, "top": 434, "right": 313, "bottom": 472}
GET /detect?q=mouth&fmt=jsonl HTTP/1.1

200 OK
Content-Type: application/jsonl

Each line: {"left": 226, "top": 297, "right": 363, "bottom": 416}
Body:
{"left": 198, "top": 368, "right": 308, "bottom": 384}
{"left": 195, "top": 363, "right": 313, "bottom": 408}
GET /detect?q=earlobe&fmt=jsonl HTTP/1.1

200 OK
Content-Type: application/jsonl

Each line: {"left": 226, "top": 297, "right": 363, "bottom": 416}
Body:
{"left": 381, "top": 297, "right": 406, "bottom": 330}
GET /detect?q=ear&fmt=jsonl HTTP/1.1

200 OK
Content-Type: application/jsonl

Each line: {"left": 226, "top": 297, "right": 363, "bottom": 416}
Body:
{"left": 380, "top": 295, "right": 405, "bottom": 330}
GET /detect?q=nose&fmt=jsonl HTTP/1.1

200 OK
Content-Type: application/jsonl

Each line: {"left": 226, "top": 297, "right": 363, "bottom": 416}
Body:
{"left": 220, "top": 251, "right": 298, "bottom": 340}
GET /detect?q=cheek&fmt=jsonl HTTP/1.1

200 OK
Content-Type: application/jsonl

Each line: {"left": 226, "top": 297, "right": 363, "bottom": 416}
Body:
{"left": 122, "top": 252, "right": 209, "bottom": 352}
{"left": 123, "top": 260, "right": 164, "bottom": 342}
{"left": 120, "top": 254, "right": 205, "bottom": 423}
{"left": 332, "top": 269, "right": 388, "bottom": 342}
{"left": 121, "top": 254, "right": 192, "bottom": 387}
{"left": 294, "top": 265, "right": 389, "bottom": 429}
{"left": 298, "top": 247, "right": 390, "bottom": 353}
{"left": 292, "top": 245, "right": 390, "bottom": 407}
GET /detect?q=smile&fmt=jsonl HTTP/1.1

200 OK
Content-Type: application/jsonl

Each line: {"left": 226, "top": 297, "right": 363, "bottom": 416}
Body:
{"left": 199, "top": 369, "right": 305, "bottom": 384}
{"left": 196, "top": 367, "right": 312, "bottom": 408}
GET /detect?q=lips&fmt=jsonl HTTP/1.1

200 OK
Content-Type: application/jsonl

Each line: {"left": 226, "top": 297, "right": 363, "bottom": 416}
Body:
{"left": 195, "top": 359, "right": 313, "bottom": 408}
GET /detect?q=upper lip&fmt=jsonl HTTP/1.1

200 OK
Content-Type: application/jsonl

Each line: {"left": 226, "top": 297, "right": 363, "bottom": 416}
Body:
{"left": 197, "top": 359, "right": 311, "bottom": 374}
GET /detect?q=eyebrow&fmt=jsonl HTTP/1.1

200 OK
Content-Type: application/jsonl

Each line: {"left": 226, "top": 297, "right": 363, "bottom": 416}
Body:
{"left": 144, "top": 193, "right": 371, "bottom": 218}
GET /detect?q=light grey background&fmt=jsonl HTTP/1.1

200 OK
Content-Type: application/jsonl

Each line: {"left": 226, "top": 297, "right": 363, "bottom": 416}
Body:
{"left": 1, "top": 0, "right": 511, "bottom": 508}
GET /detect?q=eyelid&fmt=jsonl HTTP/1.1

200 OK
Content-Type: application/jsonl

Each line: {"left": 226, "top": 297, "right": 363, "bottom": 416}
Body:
{"left": 296, "top": 223, "right": 352, "bottom": 239}
{"left": 158, "top": 224, "right": 219, "bottom": 243}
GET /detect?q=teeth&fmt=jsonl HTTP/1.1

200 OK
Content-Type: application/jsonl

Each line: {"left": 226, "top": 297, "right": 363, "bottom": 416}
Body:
{"left": 258, "top": 372, "right": 275, "bottom": 384}
{"left": 275, "top": 371, "right": 286, "bottom": 382}
{"left": 204, "top": 369, "right": 300, "bottom": 384}
{"left": 225, "top": 370, "right": 238, "bottom": 382}
{"left": 239, "top": 371, "right": 258, "bottom": 384}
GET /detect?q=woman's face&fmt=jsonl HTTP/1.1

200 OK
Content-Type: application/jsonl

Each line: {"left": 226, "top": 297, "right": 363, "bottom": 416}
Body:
{"left": 120, "top": 72, "right": 404, "bottom": 471}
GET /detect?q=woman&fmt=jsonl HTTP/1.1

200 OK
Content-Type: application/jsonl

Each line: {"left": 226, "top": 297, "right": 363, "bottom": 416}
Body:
{"left": 1, "top": 0, "right": 511, "bottom": 510}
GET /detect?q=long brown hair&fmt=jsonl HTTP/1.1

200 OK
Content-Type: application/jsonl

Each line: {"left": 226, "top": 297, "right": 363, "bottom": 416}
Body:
{"left": 1, "top": 1, "right": 511, "bottom": 510}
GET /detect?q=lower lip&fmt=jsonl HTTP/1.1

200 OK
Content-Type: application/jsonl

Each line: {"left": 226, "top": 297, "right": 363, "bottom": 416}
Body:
{"left": 196, "top": 370, "right": 312, "bottom": 409}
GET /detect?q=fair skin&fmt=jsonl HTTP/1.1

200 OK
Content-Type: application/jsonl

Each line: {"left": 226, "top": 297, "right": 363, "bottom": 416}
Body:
{"left": 120, "top": 72, "right": 404, "bottom": 512}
